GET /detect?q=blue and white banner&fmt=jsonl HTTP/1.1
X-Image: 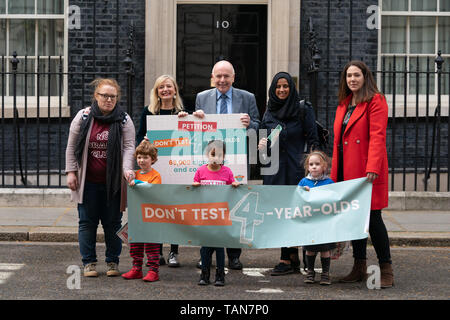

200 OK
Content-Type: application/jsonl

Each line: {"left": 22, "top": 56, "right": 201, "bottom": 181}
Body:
{"left": 127, "top": 178, "right": 372, "bottom": 248}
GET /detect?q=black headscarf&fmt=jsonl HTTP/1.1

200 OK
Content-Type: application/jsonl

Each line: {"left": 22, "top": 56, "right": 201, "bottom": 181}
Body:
{"left": 267, "top": 72, "right": 300, "bottom": 121}
{"left": 74, "top": 100, "right": 125, "bottom": 202}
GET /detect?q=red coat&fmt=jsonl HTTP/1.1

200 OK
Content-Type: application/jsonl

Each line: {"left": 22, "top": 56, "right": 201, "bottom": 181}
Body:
{"left": 330, "top": 93, "right": 389, "bottom": 210}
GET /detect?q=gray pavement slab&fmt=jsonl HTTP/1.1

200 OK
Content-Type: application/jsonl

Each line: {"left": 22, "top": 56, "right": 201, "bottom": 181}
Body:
{"left": 383, "top": 210, "right": 450, "bottom": 232}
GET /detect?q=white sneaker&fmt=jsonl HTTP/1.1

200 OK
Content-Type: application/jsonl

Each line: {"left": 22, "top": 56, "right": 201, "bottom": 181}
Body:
{"left": 167, "top": 252, "right": 180, "bottom": 267}
{"left": 83, "top": 263, "right": 98, "bottom": 277}
{"left": 106, "top": 262, "right": 120, "bottom": 277}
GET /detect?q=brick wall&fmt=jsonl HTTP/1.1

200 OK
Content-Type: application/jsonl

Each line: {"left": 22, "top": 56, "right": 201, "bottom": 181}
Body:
{"left": 299, "top": 0, "right": 448, "bottom": 171}
{"left": 68, "top": 0, "right": 146, "bottom": 123}
{"left": 1, "top": 0, "right": 448, "bottom": 186}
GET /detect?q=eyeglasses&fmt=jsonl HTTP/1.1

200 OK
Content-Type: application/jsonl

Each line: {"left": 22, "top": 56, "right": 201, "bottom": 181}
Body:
{"left": 97, "top": 93, "right": 118, "bottom": 101}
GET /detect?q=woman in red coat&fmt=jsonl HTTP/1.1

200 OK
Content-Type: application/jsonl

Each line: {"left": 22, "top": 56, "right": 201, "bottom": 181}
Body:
{"left": 331, "top": 60, "right": 393, "bottom": 288}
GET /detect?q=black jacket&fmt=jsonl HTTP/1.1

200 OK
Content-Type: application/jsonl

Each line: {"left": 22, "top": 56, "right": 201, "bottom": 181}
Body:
{"left": 260, "top": 101, "right": 319, "bottom": 185}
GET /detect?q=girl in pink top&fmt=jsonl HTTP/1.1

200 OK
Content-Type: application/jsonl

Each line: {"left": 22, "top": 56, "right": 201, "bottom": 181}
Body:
{"left": 193, "top": 140, "right": 239, "bottom": 286}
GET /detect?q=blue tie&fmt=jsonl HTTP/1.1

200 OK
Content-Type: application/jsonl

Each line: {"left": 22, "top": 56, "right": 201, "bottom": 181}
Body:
{"left": 219, "top": 94, "right": 228, "bottom": 114}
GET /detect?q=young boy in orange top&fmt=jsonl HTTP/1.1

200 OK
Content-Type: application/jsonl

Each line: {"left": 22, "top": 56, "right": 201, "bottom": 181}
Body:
{"left": 122, "top": 140, "right": 161, "bottom": 282}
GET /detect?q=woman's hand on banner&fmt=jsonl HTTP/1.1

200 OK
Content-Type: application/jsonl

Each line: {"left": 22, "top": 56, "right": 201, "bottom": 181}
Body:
{"left": 366, "top": 172, "right": 378, "bottom": 182}
{"left": 124, "top": 170, "right": 135, "bottom": 185}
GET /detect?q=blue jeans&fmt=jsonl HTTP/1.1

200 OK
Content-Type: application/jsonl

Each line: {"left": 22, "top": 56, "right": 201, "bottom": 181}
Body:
{"left": 78, "top": 182, "right": 123, "bottom": 265}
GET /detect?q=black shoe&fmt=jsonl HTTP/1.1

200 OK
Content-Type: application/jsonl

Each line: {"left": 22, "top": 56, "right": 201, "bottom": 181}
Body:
{"left": 198, "top": 269, "right": 210, "bottom": 286}
{"left": 291, "top": 258, "right": 301, "bottom": 273}
{"left": 304, "top": 269, "right": 316, "bottom": 283}
{"left": 270, "top": 262, "right": 294, "bottom": 276}
{"left": 228, "top": 258, "right": 243, "bottom": 270}
{"left": 214, "top": 268, "right": 225, "bottom": 286}
{"left": 158, "top": 255, "right": 166, "bottom": 266}
{"left": 196, "top": 258, "right": 202, "bottom": 269}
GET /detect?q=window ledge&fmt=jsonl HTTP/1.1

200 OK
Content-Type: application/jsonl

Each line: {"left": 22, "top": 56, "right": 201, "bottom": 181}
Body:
{"left": 0, "top": 97, "right": 70, "bottom": 118}
{"left": 385, "top": 94, "right": 449, "bottom": 118}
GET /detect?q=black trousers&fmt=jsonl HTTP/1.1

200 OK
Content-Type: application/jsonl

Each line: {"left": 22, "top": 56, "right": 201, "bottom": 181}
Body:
{"left": 201, "top": 247, "right": 225, "bottom": 270}
{"left": 352, "top": 210, "right": 392, "bottom": 264}
{"left": 280, "top": 247, "right": 299, "bottom": 260}
{"left": 226, "top": 248, "right": 241, "bottom": 260}
{"left": 159, "top": 244, "right": 179, "bottom": 254}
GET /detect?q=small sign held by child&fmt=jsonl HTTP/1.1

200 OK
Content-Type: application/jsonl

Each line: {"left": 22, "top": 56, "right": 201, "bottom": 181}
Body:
{"left": 116, "top": 223, "right": 129, "bottom": 244}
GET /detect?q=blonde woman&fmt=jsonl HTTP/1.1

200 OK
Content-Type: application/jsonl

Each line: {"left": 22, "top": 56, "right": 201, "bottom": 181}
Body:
{"left": 136, "top": 75, "right": 187, "bottom": 144}
{"left": 136, "top": 74, "right": 187, "bottom": 267}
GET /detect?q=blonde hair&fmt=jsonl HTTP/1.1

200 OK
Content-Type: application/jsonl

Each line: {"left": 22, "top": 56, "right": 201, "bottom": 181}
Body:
{"left": 303, "top": 150, "right": 330, "bottom": 175}
{"left": 90, "top": 78, "right": 121, "bottom": 102}
{"left": 134, "top": 140, "right": 158, "bottom": 164}
{"left": 148, "top": 75, "right": 184, "bottom": 114}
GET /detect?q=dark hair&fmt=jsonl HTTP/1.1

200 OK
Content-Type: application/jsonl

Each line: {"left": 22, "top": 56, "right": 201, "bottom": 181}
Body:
{"left": 337, "top": 60, "right": 380, "bottom": 104}
{"left": 134, "top": 140, "right": 158, "bottom": 164}
{"left": 205, "top": 140, "right": 226, "bottom": 156}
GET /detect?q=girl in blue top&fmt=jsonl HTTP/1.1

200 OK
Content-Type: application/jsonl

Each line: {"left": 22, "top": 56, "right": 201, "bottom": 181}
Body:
{"left": 298, "top": 150, "right": 335, "bottom": 285}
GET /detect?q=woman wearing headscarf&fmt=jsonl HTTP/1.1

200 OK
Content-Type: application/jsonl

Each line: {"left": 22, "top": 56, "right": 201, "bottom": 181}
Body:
{"left": 258, "top": 71, "right": 319, "bottom": 276}
{"left": 65, "top": 78, "right": 135, "bottom": 278}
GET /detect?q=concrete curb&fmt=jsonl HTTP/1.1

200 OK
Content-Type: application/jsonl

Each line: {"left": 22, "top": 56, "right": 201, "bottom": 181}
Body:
{"left": 1, "top": 188, "right": 450, "bottom": 210}
{"left": 1, "top": 229, "right": 448, "bottom": 247}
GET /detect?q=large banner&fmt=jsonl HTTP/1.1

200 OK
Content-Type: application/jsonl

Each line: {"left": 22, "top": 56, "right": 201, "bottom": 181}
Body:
{"left": 146, "top": 114, "right": 247, "bottom": 184}
{"left": 127, "top": 178, "right": 372, "bottom": 248}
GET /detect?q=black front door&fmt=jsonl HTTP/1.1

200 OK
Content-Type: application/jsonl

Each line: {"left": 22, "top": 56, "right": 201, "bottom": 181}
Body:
{"left": 177, "top": 4, "right": 267, "bottom": 115}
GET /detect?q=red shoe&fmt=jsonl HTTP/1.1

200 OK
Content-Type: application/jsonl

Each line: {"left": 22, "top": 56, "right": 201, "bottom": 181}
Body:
{"left": 121, "top": 266, "right": 143, "bottom": 279}
{"left": 143, "top": 270, "right": 159, "bottom": 282}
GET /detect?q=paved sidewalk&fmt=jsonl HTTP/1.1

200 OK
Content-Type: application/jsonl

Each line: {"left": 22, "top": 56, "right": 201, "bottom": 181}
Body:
{"left": 0, "top": 206, "right": 448, "bottom": 246}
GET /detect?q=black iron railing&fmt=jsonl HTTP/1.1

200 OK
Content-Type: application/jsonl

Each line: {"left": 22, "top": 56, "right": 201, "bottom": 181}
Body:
{"left": 1, "top": 29, "right": 135, "bottom": 189}
{"left": 306, "top": 49, "right": 449, "bottom": 192}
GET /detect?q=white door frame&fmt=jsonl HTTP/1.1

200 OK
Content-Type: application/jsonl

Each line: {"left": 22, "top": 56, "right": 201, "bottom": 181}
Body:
{"left": 145, "top": 0, "right": 300, "bottom": 106}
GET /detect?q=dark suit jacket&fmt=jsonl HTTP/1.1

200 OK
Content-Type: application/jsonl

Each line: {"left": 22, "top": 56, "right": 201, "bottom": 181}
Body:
{"left": 195, "top": 87, "right": 260, "bottom": 131}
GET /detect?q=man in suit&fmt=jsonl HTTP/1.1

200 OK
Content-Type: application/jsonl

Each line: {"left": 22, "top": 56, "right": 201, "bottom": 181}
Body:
{"left": 194, "top": 60, "right": 260, "bottom": 131}
{"left": 194, "top": 60, "right": 260, "bottom": 270}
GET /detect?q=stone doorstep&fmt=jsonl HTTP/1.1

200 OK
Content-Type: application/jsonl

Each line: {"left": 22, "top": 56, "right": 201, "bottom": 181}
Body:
{"left": 0, "top": 188, "right": 76, "bottom": 208}
{"left": 388, "top": 191, "right": 450, "bottom": 211}
{"left": 1, "top": 188, "right": 450, "bottom": 210}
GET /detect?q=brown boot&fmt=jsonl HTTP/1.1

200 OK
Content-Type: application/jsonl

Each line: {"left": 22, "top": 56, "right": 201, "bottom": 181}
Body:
{"left": 380, "top": 263, "right": 394, "bottom": 288}
{"left": 339, "top": 259, "right": 367, "bottom": 283}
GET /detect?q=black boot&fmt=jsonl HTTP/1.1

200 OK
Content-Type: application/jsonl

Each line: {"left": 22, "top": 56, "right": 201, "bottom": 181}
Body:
{"left": 320, "top": 257, "right": 331, "bottom": 285}
{"left": 304, "top": 254, "right": 317, "bottom": 283}
{"left": 198, "top": 268, "right": 210, "bottom": 285}
{"left": 214, "top": 268, "right": 225, "bottom": 286}
{"left": 290, "top": 253, "right": 301, "bottom": 273}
